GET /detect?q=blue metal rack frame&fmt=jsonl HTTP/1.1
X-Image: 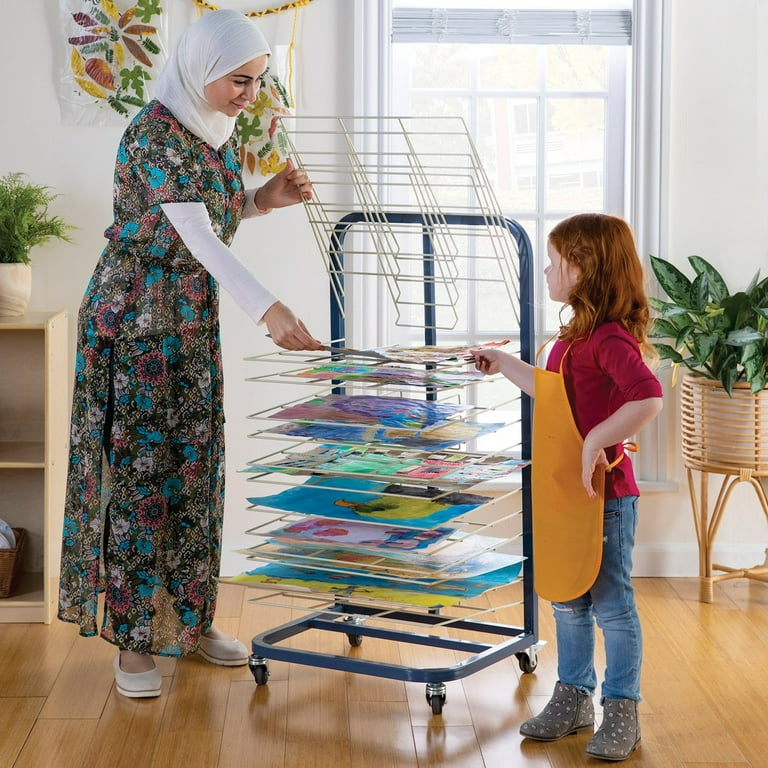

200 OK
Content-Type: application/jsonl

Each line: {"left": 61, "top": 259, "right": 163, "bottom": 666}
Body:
{"left": 247, "top": 212, "right": 538, "bottom": 713}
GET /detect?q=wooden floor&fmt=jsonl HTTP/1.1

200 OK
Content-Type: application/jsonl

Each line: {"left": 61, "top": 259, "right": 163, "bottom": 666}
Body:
{"left": 1, "top": 577, "right": 767, "bottom": 768}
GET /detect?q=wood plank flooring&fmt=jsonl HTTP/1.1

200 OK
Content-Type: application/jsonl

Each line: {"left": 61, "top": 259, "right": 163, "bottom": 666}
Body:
{"left": 1, "top": 577, "right": 766, "bottom": 768}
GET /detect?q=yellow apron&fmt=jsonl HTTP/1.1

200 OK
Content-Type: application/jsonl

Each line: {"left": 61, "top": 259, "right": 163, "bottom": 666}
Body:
{"left": 531, "top": 341, "right": 628, "bottom": 603}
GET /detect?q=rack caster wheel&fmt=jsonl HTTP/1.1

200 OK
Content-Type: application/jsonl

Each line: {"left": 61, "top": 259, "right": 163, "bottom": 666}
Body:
{"left": 425, "top": 682, "right": 446, "bottom": 715}
{"left": 516, "top": 648, "right": 538, "bottom": 673}
{"left": 343, "top": 614, "right": 365, "bottom": 647}
{"left": 248, "top": 655, "right": 269, "bottom": 685}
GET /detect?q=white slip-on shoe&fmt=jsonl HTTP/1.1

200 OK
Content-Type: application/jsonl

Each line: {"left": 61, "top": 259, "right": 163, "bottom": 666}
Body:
{"left": 197, "top": 634, "right": 249, "bottom": 666}
{"left": 113, "top": 653, "right": 162, "bottom": 698}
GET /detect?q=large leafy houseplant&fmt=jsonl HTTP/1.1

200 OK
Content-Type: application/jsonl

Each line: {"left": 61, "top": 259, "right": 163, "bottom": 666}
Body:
{"left": 0, "top": 172, "right": 74, "bottom": 264}
{"left": 649, "top": 254, "right": 768, "bottom": 394}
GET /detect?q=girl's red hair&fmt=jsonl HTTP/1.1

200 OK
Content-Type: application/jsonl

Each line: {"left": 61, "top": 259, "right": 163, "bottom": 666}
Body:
{"left": 549, "top": 213, "right": 654, "bottom": 358}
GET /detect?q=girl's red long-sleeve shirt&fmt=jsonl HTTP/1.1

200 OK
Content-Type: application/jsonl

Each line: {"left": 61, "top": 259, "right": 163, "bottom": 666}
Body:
{"left": 545, "top": 322, "right": 663, "bottom": 500}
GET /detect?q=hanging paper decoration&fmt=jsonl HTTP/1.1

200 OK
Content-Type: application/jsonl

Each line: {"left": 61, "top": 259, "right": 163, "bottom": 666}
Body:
{"left": 59, "top": 0, "right": 167, "bottom": 126}
{"left": 237, "top": 68, "right": 293, "bottom": 176}
{"left": 186, "top": 0, "right": 316, "bottom": 176}
{"left": 188, "top": 0, "right": 315, "bottom": 20}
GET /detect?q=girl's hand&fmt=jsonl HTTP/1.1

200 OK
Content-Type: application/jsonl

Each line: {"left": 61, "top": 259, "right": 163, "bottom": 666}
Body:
{"left": 255, "top": 158, "right": 313, "bottom": 210}
{"left": 582, "top": 442, "right": 608, "bottom": 498}
{"left": 468, "top": 348, "right": 504, "bottom": 375}
{"left": 262, "top": 301, "right": 324, "bottom": 351}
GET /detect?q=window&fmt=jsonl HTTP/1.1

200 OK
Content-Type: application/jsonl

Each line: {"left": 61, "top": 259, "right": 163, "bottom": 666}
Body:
{"left": 351, "top": 0, "right": 671, "bottom": 483}
{"left": 388, "top": 2, "right": 631, "bottom": 340}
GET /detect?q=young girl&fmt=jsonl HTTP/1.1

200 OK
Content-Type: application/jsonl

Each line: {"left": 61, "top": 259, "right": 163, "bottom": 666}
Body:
{"left": 470, "top": 213, "right": 663, "bottom": 762}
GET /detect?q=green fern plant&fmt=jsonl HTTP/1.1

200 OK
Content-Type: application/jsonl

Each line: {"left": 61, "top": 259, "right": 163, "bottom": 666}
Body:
{"left": 649, "top": 254, "right": 768, "bottom": 394}
{"left": 0, "top": 173, "right": 74, "bottom": 264}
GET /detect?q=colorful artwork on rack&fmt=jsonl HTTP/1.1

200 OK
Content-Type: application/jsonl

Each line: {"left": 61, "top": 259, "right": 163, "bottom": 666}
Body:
{"left": 418, "top": 458, "right": 526, "bottom": 485}
{"left": 294, "top": 364, "right": 485, "bottom": 388}
{"left": 246, "top": 444, "right": 425, "bottom": 478}
{"left": 371, "top": 339, "right": 511, "bottom": 364}
{"left": 245, "top": 443, "right": 527, "bottom": 486}
{"left": 244, "top": 535, "right": 524, "bottom": 580}
{"left": 264, "top": 419, "right": 504, "bottom": 451}
{"left": 227, "top": 560, "right": 525, "bottom": 608}
{"left": 265, "top": 516, "right": 455, "bottom": 551}
{"left": 268, "top": 394, "right": 469, "bottom": 429}
{"left": 247, "top": 476, "right": 493, "bottom": 529}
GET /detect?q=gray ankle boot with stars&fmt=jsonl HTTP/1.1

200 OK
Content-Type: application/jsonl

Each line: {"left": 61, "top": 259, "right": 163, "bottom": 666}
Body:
{"left": 519, "top": 682, "right": 595, "bottom": 741}
{"left": 586, "top": 697, "right": 641, "bottom": 761}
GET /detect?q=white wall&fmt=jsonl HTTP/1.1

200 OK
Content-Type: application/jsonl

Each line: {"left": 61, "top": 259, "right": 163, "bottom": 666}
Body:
{"left": 1, "top": 0, "right": 766, "bottom": 578}
{"left": 633, "top": 0, "right": 768, "bottom": 576}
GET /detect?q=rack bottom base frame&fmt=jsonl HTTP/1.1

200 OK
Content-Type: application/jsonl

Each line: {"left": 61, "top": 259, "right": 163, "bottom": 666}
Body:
{"left": 248, "top": 601, "right": 540, "bottom": 713}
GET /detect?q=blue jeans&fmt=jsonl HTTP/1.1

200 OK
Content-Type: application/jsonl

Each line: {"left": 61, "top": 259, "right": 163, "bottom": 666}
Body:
{"left": 552, "top": 495, "right": 642, "bottom": 702}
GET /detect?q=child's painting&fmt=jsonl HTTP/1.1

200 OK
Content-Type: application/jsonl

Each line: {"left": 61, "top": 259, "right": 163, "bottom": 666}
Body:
{"left": 247, "top": 476, "right": 493, "bottom": 528}
{"left": 371, "top": 339, "right": 511, "bottom": 363}
{"left": 244, "top": 535, "right": 524, "bottom": 579}
{"left": 226, "top": 559, "right": 525, "bottom": 608}
{"left": 265, "top": 516, "right": 455, "bottom": 552}
{"left": 268, "top": 394, "right": 469, "bottom": 429}
{"left": 244, "top": 444, "right": 527, "bottom": 486}
{"left": 294, "top": 364, "right": 485, "bottom": 388}
{"left": 262, "top": 419, "right": 504, "bottom": 451}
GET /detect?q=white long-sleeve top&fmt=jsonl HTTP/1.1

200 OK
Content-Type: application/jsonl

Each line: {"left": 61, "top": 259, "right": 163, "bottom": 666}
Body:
{"left": 161, "top": 197, "right": 277, "bottom": 324}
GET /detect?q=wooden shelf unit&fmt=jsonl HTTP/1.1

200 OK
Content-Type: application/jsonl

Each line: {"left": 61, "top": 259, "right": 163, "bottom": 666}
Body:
{"left": 0, "top": 310, "right": 68, "bottom": 622}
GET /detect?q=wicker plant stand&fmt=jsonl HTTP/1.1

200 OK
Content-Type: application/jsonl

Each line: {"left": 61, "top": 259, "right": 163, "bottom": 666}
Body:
{"left": 681, "top": 373, "right": 768, "bottom": 602}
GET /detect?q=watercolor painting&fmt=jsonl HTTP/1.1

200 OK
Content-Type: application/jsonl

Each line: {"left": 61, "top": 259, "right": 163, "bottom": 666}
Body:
{"left": 247, "top": 476, "right": 493, "bottom": 528}
{"left": 268, "top": 394, "right": 469, "bottom": 429}
{"left": 245, "top": 444, "right": 422, "bottom": 477}
{"left": 227, "top": 559, "right": 525, "bottom": 608}
{"left": 244, "top": 444, "right": 527, "bottom": 486}
{"left": 244, "top": 535, "right": 524, "bottom": 579}
{"left": 265, "top": 516, "right": 456, "bottom": 551}
{"left": 371, "top": 339, "right": 511, "bottom": 363}
{"left": 263, "top": 419, "right": 504, "bottom": 451}
{"left": 294, "top": 363, "right": 485, "bottom": 388}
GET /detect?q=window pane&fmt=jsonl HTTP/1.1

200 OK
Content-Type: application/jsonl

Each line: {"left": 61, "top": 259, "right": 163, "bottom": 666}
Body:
{"left": 390, "top": 20, "right": 628, "bottom": 339}
{"left": 409, "top": 94, "right": 470, "bottom": 123}
{"left": 405, "top": 44, "right": 472, "bottom": 89}
{"left": 477, "top": 46, "right": 538, "bottom": 91}
{"left": 546, "top": 97, "right": 605, "bottom": 211}
{"left": 477, "top": 97, "right": 538, "bottom": 212}
{"left": 546, "top": 46, "right": 608, "bottom": 90}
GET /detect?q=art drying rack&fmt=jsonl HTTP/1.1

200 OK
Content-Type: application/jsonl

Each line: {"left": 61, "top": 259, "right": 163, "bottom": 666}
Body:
{"left": 232, "top": 117, "right": 540, "bottom": 713}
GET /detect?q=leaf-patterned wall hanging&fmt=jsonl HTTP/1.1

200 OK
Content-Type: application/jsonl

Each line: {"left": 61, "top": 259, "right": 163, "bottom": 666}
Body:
{"left": 236, "top": 68, "right": 293, "bottom": 178}
{"left": 59, "top": 0, "right": 167, "bottom": 126}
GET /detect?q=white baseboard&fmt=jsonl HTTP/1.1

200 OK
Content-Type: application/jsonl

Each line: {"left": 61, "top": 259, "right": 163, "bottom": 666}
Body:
{"left": 632, "top": 543, "right": 768, "bottom": 577}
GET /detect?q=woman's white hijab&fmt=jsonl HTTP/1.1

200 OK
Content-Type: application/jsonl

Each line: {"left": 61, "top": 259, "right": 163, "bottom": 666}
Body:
{"left": 154, "top": 9, "right": 271, "bottom": 149}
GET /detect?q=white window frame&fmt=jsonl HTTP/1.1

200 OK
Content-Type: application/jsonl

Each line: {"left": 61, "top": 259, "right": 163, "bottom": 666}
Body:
{"left": 351, "top": 0, "right": 672, "bottom": 487}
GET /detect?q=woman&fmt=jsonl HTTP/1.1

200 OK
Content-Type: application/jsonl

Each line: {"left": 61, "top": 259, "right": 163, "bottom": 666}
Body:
{"left": 58, "top": 9, "right": 323, "bottom": 698}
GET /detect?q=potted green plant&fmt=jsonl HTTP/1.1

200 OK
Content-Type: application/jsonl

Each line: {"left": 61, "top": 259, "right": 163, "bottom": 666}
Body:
{"left": 649, "top": 254, "right": 768, "bottom": 602}
{"left": 0, "top": 172, "right": 74, "bottom": 316}
{"left": 649, "top": 254, "right": 768, "bottom": 394}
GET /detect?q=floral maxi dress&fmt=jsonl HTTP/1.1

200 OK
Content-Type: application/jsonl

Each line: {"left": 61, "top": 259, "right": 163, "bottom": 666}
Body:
{"left": 58, "top": 102, "right": 245, "bottom": 657}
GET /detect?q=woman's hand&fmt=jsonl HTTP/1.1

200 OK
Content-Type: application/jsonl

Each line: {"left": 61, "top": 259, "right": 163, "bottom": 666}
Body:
{"left": 262, "top": 301, "right": 324, "bottom": 351}
{"left": 255, "top": 157, "right": 313, "bottom": 211}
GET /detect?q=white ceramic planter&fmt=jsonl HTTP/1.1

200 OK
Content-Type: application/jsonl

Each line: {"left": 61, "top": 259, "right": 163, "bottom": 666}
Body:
{"left": 0, "top": 263, "right": 32, "bottom": 316}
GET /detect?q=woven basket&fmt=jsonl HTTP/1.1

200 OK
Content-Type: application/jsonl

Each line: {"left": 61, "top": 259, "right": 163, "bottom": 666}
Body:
{"left": 0, "top": 527, "right": 26, "bottom": 598}
{"left": 681, "top": 373, "right": 768, "bottom": 474}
